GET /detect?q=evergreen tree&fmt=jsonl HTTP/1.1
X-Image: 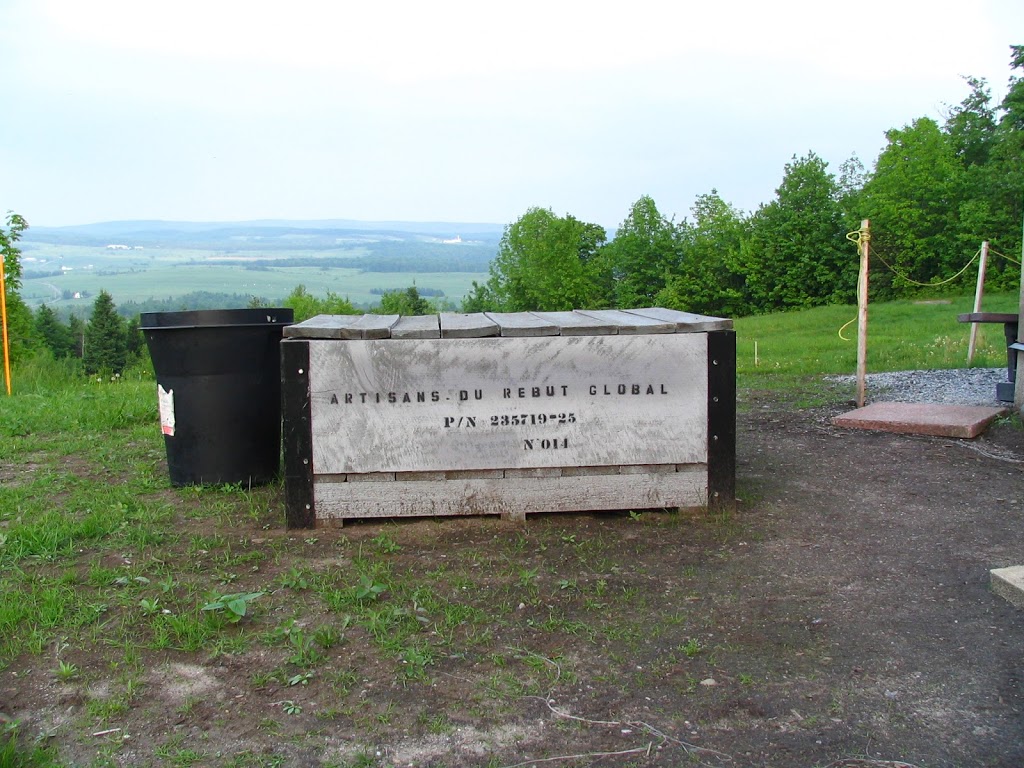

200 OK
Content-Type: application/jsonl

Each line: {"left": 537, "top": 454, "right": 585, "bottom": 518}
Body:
{"left": 34, "top": 304, "right": 74, "bottom": 358}
{"left": 83, "top": 290, "right": 128, "bottom": 374}
{"left": 125, "top": 316, "right": 145, "bottom": 361}
{"left": 68, "top": 315, "right": 86, "bottom": 358}
{"left": 377, "top": 286, "right": 432, "bottom": 316}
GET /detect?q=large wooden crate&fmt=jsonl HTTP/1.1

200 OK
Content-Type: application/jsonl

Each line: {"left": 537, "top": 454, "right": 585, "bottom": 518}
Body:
{"left": 281, "top": 308, "right": 735, "bottom": 527}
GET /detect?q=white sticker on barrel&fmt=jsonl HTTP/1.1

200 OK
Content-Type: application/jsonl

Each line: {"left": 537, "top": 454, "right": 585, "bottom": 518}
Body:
{"left": 158, "top": 385, "right": 176, "bottom": 436}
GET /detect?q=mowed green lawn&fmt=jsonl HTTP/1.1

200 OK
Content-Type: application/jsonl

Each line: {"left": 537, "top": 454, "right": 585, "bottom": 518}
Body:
{"left": 734, "top": 291, "right": 1021, "bottom": 380}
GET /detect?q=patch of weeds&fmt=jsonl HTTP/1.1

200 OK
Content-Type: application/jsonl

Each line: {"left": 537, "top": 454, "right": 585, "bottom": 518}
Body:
{"left": 376, "top": 701, "right": 396, "bottom": 725}
{"left": 313, "top": 620, "right": 348, "bottom": 649}
{"left": 280, "top": 700, "right": 303, "bottom": 716}
{"left": 187, "top": 533, "right": 227, "bottom": 557}
{"left": 0, "top": 722, "right": 57, "bottom": 768}
{"left": 481, "top": 668, "right": 530, "bottom": 701}
{"left": 212, "top": 634, "right": 250, "bottom": 656}
{"left": 517, "top": 567, "right": 539, "bottom": 589}
{"left": 86, "top": 696, "right": 129, "bottom": 721}
{"left": 413, "top": 704, "right": 453, "bottom": 734}
{"left": 327, "top": 668, "right": 358, "bottom": 695}
{"left": 250, "top": 670, "right": 277, "bottom": 689}
{"left": 354, "top": 574, "right": 387, "bottom": 603}
{"left": 175, "top": 697, "right": 201, "bottom": 717}
{"left": 138, "top": 597, "right": 161, "bottom": 616}
{"left": 361, "top": 607, "right": 411, "bottom": 652}
{"left": 221, "top": 751, "right": 288, "bottom": 768}
{"left": 162, "top": 611, "right": 219, "bottom": 651}
{"left": 201, "top": 591, "right": 265, "bottom": 623}
{"left": 55, "top": 659, "right": 80, "bottom": 682}
{"left": 680, "top": 638, "right": 703, "bottom": 658}
{"left": 371, "top": 533, "right": 401, "bottom": 554}
{"left": 153, "top": 743, "right": 207, "bottom": 766}
{"left": 278, "top": 567, "right": 310, "bottom": 591}
{"left": 287, "top": 629, "right": 325, "bottom": 667}
{"left": 399, "top": 643, "right": 434, "bottom": 683}
{"left": 343, "top": 753, "right": 379, "bottom": 768}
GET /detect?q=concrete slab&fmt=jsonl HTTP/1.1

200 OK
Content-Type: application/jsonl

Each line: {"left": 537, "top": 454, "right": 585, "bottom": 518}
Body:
{"left": 831, "top": 402, "right": 1008, "bottom": 439}
{"left": 991, "top": 566, "right": 1024, "bottom": 609}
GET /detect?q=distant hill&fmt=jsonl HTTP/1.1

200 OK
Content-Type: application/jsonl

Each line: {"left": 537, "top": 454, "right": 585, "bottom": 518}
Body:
{"left": 17, "top": 218, "right": 498, "bottom": 312}
{"left": 23, "top": 219, "right": 506, "bottom": 250}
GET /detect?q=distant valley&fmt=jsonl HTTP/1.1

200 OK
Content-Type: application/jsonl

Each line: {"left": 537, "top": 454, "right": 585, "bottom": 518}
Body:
{"left": 18, "top": 219, "right": 502, "bottom": 314}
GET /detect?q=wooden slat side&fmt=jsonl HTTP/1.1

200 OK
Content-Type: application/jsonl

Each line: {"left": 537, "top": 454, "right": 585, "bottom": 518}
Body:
{"left": 283, "top": 314, "right": 360, "bottom": 339}
{"left": 528, "top": 311, "right": 617, "bottom": 336}
{"left": 575, "top": 309, "right": 675, "bottom": 334}
{"left": 313, "top": 467, "right": 708, "bottom": 520}
{"left": 391, "top": 315, "right": 441, "bottom": 339}
{"left": 351, "top": 314, "right": 401, "bottom": 339}
{"left": 440, "top": 312, "right": 500, "bottom": 338}
{"left": 627, "top": 307, "right": 733, "bottom": 332}
{"left": 485, "top": 312, "right": 560, "bottom": 337}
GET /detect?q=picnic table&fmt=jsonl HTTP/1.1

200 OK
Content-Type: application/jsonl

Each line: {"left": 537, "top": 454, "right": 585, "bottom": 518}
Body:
{"left": 957, "top": 312, "right": 1020, "bottom": 402}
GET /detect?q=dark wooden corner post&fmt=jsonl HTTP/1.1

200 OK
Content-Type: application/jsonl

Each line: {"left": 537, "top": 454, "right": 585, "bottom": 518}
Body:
{"left": 707, "top": 329, "right": 736, "bottom": 511}
{"left": 282, "top": 339, "right": 315, "bottom": 528}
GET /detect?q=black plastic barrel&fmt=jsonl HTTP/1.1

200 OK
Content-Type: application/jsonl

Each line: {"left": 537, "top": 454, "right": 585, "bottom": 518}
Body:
{"left": 140, "top": 308, "right": 294, "bottom": 487}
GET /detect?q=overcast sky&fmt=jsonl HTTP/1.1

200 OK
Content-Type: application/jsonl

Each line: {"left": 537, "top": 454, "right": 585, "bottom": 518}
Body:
{"left": 1, "top": 0, "right": 1022, "bottom": 230}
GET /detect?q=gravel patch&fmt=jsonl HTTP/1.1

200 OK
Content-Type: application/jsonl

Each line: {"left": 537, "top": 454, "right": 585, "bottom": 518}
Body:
{"left": 828, "top": 367, "right": 1011, "bottom": 407}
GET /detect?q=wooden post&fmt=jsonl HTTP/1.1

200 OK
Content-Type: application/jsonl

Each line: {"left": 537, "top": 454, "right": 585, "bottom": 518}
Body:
{"left": 967, "top": 241, "right": 989, "bottom": 365}
{"left": 1015, "top": 215, "right": 1024, "bottom": 413}
{"left": 856, "top": 219, "right": 870, "bottom": 408}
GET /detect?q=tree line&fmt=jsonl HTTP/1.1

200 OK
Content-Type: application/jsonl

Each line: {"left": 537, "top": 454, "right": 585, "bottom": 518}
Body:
{"left": 465, "top": 47, "right": 1024, "bottom": 316}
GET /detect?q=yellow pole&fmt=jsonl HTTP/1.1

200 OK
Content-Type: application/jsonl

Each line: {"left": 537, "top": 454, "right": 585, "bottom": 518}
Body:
{"left": 0, "top": 253, "right": 11, "bottom": 395}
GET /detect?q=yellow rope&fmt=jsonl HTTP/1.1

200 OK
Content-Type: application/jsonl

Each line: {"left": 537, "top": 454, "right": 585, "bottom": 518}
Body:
{"left": 870, "top": 246, "right": 980, "bottom": 287}
{"left": 836, "top": 229, "right": 1016, "bottom": 342}
{"left": 845, "top": 228, "right": 869, "bottom": 246}
{"left": 839, "top": 225, "right": 870, "bottom": 341}
{"left": 986, "top": 247, "right": 1022, "bottom": 266}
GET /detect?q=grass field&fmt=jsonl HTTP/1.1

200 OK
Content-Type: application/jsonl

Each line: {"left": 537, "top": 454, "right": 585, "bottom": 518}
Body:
{"left": 18, "top": 243, "right": 487, "bottom": 310}
{"left": 734, "top": 291, "right": 1020, "bottom": 380}
{"left": 22, "top": 265, "right": 486, "bottom": 309}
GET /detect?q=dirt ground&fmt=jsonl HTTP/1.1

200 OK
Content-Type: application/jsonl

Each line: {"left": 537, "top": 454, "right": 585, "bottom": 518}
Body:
{"left": 728, "top": 390, "right": 1024, "bottom": 767}
{"left": 4, "top": 387, "right": 1024, "bottom": 768}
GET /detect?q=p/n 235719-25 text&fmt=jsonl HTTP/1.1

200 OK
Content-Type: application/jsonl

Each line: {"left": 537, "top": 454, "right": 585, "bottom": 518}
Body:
{"left": 281, "top": 308, "right": 735, "bottom": 527}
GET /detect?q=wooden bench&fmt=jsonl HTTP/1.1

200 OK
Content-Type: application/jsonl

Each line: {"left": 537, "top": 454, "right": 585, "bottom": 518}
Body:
{"left": 957, "top": 312, "right": 1019, "bottom": 402}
